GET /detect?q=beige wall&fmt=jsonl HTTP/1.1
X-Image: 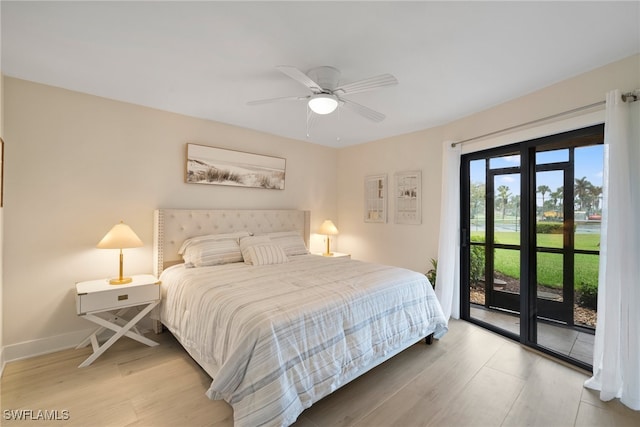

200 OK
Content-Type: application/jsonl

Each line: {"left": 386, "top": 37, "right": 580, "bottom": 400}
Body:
{"left": 336, "top": 54, "right": 639, "bottom": 274}
{"left": 0, "top": 67, "right": 4, "bottom": 370}
{"left": 0, "top": 4, "right": 3, "bottom": 372}
{"left": 337, "top": 127, "right": 444, "bottom": 271}
{"left": 2, "top": 78, "right": 338, "bottom": 359}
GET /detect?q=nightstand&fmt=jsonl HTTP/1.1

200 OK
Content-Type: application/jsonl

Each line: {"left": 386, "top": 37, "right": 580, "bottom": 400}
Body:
{"left": 314, "top": 252, "right": 351, "bottom": 259}
{"left": 75, "top": 274, "right": 160, "bottom": 367}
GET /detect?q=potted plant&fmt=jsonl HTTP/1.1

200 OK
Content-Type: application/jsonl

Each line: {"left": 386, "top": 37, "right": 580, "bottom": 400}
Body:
{"left": 426, "top": 258, "right": 437, "bottom": 289}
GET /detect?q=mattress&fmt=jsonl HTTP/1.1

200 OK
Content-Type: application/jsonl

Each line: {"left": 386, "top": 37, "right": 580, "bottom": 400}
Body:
{"left": 160, "top": 254, "right": 448, "bottom": 426}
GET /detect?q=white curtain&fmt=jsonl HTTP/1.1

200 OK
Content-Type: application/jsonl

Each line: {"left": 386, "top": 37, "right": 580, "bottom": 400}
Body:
{"left": 584, "top": 89, "right": 640, "bottom": 410}
{"left": 435, "top": 142, "right": 461, "bottom": 320}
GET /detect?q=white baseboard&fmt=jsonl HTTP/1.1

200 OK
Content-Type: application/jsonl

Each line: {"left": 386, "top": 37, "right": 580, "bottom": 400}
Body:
{"left": 2, "top": 319, "right": 157, "bottom": 366}
{"left": 2, "top": 328, "right": 95, "bottom": 364}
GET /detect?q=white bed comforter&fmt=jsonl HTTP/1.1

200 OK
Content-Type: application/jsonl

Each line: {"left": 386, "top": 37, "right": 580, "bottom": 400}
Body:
{"left": 160, "top": 255, "right": 448, "bottom": 427}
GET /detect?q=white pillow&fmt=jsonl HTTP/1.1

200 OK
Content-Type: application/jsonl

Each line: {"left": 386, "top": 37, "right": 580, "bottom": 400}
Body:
{"left": 182, "top": 239, "right": 243, "bottom": 267}
{"left": 179, "top": 231, "right": 251, "bottom": 267}
{"left": 178, "top": 231, "right": 251, "bottom": 255}
{"left": 240, "top": 236, "right": 288, "bottom": 266}
{"left": 265, "top": 231, "right": 309, "bottom": 257}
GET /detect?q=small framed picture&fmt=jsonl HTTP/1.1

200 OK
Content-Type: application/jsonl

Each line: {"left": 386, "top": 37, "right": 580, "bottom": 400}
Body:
{"left": 364, "top": 174, "right": 387, "bottom": 223}
{"left": 394, "top": 170, "right": 421, "bottom": 224}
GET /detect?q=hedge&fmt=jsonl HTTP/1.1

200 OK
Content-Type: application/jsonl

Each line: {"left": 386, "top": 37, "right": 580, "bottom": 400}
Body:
{"left": 536, "top": 222, "right": 576, "bottom": 234}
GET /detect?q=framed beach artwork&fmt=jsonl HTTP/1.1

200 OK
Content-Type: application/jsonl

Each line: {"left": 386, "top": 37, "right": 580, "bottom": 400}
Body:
{"left": 186, "top": 143, "right": 286, "bottom": 190}
{"left": 364, "top": 174, "right": 387, "bottom": 223}
{"left": 394, "top": 170, "right": 421, "bottom": 224}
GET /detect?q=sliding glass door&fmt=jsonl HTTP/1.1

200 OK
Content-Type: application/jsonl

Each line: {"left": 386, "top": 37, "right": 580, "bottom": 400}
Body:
{"left": 461, "top": 125, "right": 603, "bottom": 369}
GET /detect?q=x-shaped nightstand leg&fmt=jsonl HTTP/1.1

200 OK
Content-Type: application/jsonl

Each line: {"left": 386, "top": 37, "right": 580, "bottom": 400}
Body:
{"left": 76, "top": 307, "right": 132, "bottom": 349}
{"left": 77, "top": 300, "right": 159, "bottom": 367}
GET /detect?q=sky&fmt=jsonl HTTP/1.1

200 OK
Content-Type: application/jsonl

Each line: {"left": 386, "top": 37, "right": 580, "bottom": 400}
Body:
{"left": 470, "top": 145, "right": 604, "bottom": 207}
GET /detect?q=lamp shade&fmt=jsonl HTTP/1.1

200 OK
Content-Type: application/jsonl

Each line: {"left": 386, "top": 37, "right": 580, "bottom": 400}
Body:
{"left": 318, "top": 220, "right": 339, "bottom": 235}
{"left": 96, "top": 221, "right": 143, "bottom": 249}
{"left": 308, "top": 94, "right": 338, "bottom": 115}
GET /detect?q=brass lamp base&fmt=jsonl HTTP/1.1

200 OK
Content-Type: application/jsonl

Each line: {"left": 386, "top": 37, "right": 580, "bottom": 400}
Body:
{"left": 323, "top": 236, "right": 333, "bottom": 257}
{"left": 109, "top": 277, "right": 133, "bottom": 285}
{"left": 108, "top": 250, "right": 132, "bottom": 285}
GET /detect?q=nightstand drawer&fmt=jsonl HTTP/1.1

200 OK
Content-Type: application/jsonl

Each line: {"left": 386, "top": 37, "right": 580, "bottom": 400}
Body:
{"left": 77, "top": 283, "right": 159, "bottom": 314}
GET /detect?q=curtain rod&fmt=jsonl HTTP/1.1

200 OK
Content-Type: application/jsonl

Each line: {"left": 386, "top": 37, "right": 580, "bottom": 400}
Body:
{"left": 451, "top": 89, "right": 639, "bottom": 148}
{"left": 621, "top": 89, "right": 639, "bottom": 102}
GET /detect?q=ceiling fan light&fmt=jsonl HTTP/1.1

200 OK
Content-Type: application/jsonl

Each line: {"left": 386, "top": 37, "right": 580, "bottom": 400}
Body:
{"left": 308, "top": 94, "right": 338, "bottom": 115}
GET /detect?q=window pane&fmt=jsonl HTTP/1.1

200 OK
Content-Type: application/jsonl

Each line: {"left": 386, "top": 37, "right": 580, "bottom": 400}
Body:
{"left": 493, "top": 174, "right": 520, "bottom": 244}
{"left": 536, "top": 149, "right": 569, "bottom": 164}
{"left": 537, "top": 252, "right": 563, "bottom": 302}
{"left": 469, "top": 243, "right": 486, "bottom": 305}
{"left": 470, "top": 159, "right": 486, "bottom": 238}
{"left": 574, "top": 145, "right": 603, "bottom": 250}
{"left": 574, "top": 254, "right": 600, "bottom": 306}
{"left": 574, "top": 254, "right": 599, "bottom": 329}
{"left": 490, "top": 154, "right": 520, "bottom": 169}
{"left": 494, "top": 248, "right": 520, "bottom": 296}
{"left": 536, "top": 170, "right": 564, "bottom": 249}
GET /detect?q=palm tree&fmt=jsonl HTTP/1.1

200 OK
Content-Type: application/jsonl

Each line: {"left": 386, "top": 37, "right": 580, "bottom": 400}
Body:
{"left": 590, "top": 185, "right": 603, "bottom": 212}
{"left": 511, "top": 194, "right": 521, "bottom": 231}
{"left": 470, "top": 182, "right": 485, "bottom": 221}
{"left": 497, "top": 185, "right": 511, "bottom": 220}
{"left": 550, "top": 187, "right": 564, "bottom": 218}
{"left": 574, "top": 177, "right": 591, "bottom": 210}
{"left": 537, "top": 185, "right": 551, "bottom": 213}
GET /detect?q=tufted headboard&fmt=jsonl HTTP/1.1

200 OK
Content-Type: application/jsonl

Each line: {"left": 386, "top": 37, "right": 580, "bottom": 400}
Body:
{"left": 153, "top": 209, "right": 311, "bottom": 276}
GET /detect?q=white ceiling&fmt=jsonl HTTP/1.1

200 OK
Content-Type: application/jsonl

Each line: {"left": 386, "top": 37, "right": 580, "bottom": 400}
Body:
{"left": 2, "top": 1, "right": 639, "bottom": 147}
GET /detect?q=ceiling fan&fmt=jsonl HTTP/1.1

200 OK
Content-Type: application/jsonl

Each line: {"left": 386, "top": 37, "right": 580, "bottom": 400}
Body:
{"left": 248, "top": 66, "right": 398, "bottom": 122}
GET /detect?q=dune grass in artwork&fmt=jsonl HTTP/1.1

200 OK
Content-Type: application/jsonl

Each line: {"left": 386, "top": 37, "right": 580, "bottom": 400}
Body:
{"left": 186, "top": 144, "right": 286, "bottom": 190}
{"left": 187, "top": 160, "right": 243, "bottom": 184}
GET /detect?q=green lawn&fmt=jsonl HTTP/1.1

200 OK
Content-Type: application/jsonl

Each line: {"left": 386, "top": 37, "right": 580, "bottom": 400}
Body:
{"left": 470, "top": 231, "right": 600, "bottom": 289}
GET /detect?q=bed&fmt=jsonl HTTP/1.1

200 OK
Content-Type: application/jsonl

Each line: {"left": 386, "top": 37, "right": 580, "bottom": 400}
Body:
{"left": 153, "top": 209, "right": 448, "bottom": 427}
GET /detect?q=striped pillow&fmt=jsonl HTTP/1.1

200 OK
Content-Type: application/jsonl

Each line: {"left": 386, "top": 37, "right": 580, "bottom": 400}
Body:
{"left": 181, "top": 239, "right": 243, "bottom": 267}
{"left": 240, "top": 236, "right": 288, "bottom": 266}
{"left": 178, "top": 231, "right": 251, "bottom": 255}
{"left": 265, "top": 231, "right": 309, "bottom": 257}
{"left": 179, "top": 231, "right": 250, "bottom": 267}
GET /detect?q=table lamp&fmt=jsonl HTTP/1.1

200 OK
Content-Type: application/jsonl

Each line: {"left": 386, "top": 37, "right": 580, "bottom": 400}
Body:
{"left": 318, "top": 219, "right": 339, "bottom": 256}
{"left": 97, "top": 221, "right": 143, "bottom": 285}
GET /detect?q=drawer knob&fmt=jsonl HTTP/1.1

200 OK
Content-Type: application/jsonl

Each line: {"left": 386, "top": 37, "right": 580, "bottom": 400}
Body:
{"left": 118, "top": 294, "right": 129, "bottom": 301}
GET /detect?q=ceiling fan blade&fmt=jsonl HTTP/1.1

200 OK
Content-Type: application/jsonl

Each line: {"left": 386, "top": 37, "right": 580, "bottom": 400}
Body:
{"left": 276, "top": 66, "right": 323, "bottom": 93}
{"left": 247, "top": 95, "right": 307, "bottom": 106}
{"left": 334, "top": 73, "right": 398, "bottom": 95}
{"left": 340, "top": 98, "right": 386, "bottom": 122}
{"left": 306, "top": 108, "right": 317, "bottom": 138}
